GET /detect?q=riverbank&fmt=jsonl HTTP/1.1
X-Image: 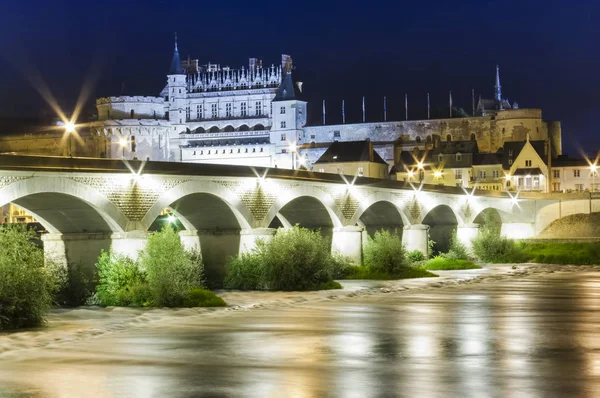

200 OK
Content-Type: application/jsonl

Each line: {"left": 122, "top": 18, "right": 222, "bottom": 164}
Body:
{"left": 1, "top": 263, "right": 598, "bottom": 359}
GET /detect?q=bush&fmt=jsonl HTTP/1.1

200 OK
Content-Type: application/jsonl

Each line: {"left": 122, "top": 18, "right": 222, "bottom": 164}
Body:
{"left": 224, "top": 226, "right": 342, "bottom": 291}
{"left": 363, "top": 230, "right": 408, "bottom": 275}
{"left": 471, "top": 228, "right": 526, "bottom": 263}
{"left": 183, "top": 288, "right": 227, "bottom": 307}
{"left": 140, "top": 225, "right": 205, "bottom": 307}
{"left": 422, "top": 256, "right": 481, "bottom": 270}
{"left": 94, "top": 249, "right": 147, "bottom": 306}
{"left": 518, "top": 242, "right": 600, "bottom": 265}
{"left": 443, "top": 231, "right": 470, "bottom": 260}
{"left": 0, "top": 225, "right": 59, "bottom": 330}
{"left": 316, "top": 280, "right": 343, "bottom": 290}
{"left": 407, "top": 249, "right": 425, "bottom": 263}
{"left": 54, "top": 263, "right": 96, "bottom": 307}
{"left": 327, "top": 255, "right": 354, "bottom": 279}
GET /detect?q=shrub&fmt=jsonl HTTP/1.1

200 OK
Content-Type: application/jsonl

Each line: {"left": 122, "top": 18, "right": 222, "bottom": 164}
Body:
{"left": 345, "top": 265, "right": 437, "bottom": 280}
{"left": 442, "top": 231, "right": 470, "bottom": 260}
{"left": 140, "top": 225, "right": 205, "bottom": 307}
{"left": 0, "top": 225, "right": 59, "bottom": 330}
{"left": 327, "top": 255, "right": 354, "bottom": 279}
{"left": 94, "top": 249, "right": 147, "bottom": 306}
{"left": 223, "top": 249, "right": 266, "bottom": 290}
{"left": 422, "top": 256, "right": 481, "bottom": 270}
{"left": 183, "top": 288, "right": 227, "bottom": 307}
{"left": 316, "top": 280, "right": 343, "bottom": 290}
{"left": 225, "top": 226, "right": 341, "bottom": 291}
{"left": 54, "top": 263, "right": 96, "bottom": 307}
{"left": 407, "top": 249, "right": 425, "bottom": 263}
{"left": 363, "top": 230, "right": 408, "bottom": 275}
{"left": 471, "top": 228, "right": 525, "bottom": 263}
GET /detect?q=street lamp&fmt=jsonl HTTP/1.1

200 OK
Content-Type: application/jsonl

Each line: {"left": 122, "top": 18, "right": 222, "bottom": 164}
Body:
{"left": 591, "top": 164, "right": 598, "bottom": 192}
{"left": 119, "top": 137, "right": 129, "bottom": 158}
{"left": 288, "top": 142, "right": 297, "bottom": 170}
{"left": 64, "top": 121, "right": 76, "bottom": 157}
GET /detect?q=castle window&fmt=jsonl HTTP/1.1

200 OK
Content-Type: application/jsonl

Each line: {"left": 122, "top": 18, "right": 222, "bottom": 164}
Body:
{"left": 438, "top": 154, "right": 443, "bottom": 163}
{"left": 225, "top": 103, "right": 232, "bottom": 117}
{"left": 238, "top": 149, "right": 240, "bottom": 153}
{"left": 281, "top": 121, "right": 286, "bottom": 128}
{"left": 230, "top": 149, "right": 233, "bottom": 153}
{"left": 130, "top": 110, "right": 135, "bottom": 118}
{"left": 446, "top": 134, "right": 452, "bottom": 142}
{"left": 193, "top": 151, "right": 196, "bottom": 155}
{"left": 470, "top": 133, "right": 476, "bottom": 141}
{"left": 253, "top": 148, "right": 256, "bottom": 153}
{"left": 260, "top": 148, "right": 263, "bottom": 152}
{"left": 131, "top": 136, "right": 136, "bottom": 153}
{"left": 281, "top": 134, "right": 286, "bottom": 141}
{"left": 240, "top": 102, "right": 247, "bottom": 117}
{"left": 426, "top": 135, "right": 432, "bottom": 144}
{"left": 179, "top": 89, "right": 181, "bottom": 94}
{"left": 456, "top": 153, "right": 462, "bottom": 162}
{"left": 245, "top": 148, "right": 248, "bottom": 153}
{"left": 334, "top": 131, "right": 341, "bottom": 138}
{"left": 197, "top": 105, "right": 202, "bottom": 119}
{"left": 310, "top": 134, "right": 316, "bottom": 139}
{"left": 255, "top": 101, "right": 262, "bottom": 116}
{"left": 280, "top": 106, "right": 286, "bottom": 114}
{"left": 416, "top": 136, "right": 421, "bottom": 143}
{"left": 211, "top": 103, "right": 218, "bottom": 118}
{"left": 282, "top": 149, "right": 288, "bottom": 154}
{"left": 186, "top": 106, "right": 190, "bottom": 120}
{"left": 201, "top": 150, "right": 203, "bottom": 155}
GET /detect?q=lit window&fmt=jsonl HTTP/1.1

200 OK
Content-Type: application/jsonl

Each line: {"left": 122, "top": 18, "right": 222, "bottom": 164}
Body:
{"left": 225, "top": 103, "right": 232, "bottom": 117}
{"left": 281, "top": 121, "right": 286, "bottom": 128}
{"left": 255, "top": 101, "right": 262, "bottom": 116}
{"left": 358, "top": 167, "right": 364, "bottom": 176}
{"left": 455, "top": 169, "right": 462, "bottom": 179}
{"left": 574, "top": 169, "right": 580, "bottom": 178}
{"left": 525, "top": 160, "right": 532, "bottom": 167}
{"left": 196, "top": 105, "right": 202, "bottom": 119}
{"left": 211, "top": 103, "right": 218, "bottom": 118}
{"left": 492, "top": 170, "right": 500, "bottom": 178}
{"left": 281, "top": 134, "right": 286, "bottom": 141}
{"left": 479, "top": 170, "right": 486, "bottom": 179}
{"left": 553, "top": 170, "right": 560, "bottom": 178}
{"left": 240, "top": 102, "right": 247, "bottom": 117}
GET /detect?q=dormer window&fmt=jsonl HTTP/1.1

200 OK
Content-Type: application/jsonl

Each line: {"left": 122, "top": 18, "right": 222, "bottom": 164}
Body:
{"left": 438, "top": 154, "right": 443, "bottom": 163}
{"left": 456, "top": 153, "right": 462, "bottom": 162}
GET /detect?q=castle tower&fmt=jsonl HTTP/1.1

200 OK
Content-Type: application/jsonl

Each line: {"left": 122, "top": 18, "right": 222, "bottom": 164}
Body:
{"left": 270, "top": 59, "right": 307, "bottom": 169}
{"left": 166, "top": 34, "right": 187, "bottom": 161}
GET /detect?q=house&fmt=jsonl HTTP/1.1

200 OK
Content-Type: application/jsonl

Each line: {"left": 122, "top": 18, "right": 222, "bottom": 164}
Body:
{"left": 503, "top": 138, "right": 550, "bottom": 192}
{"left": 551, "top": 156, "right": 598, "bottom": 192}
{"left": 471, "top": 152, "right": 504, "bottom": 191}
{"left": 313, "top": 140, "right": 388, "bottom": 179}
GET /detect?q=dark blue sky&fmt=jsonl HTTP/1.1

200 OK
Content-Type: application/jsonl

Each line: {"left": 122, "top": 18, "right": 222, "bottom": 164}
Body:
{"left": 0, "top": 0, "right": 598, "bottom": 154}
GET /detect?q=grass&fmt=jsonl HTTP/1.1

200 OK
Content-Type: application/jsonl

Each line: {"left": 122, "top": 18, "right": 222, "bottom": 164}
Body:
{"left": 182, "top": 289, "right": 227, "bottom": 307}
{"left": 422, "top": 257, "right": 482, "bottom": 270}
{"left": 344, "top": 265, "right": 438, "bottom": 280}
{"left": 516, "top": 242, "right": 600, "bottom": 265}
{"left": 317, "top": 280, "right": 343, "bottom": 290}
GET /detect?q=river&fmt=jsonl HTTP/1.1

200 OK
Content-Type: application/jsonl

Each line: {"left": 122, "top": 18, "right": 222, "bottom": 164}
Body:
{"left": 1, "top": 265, "right": 599, "bottom": 397}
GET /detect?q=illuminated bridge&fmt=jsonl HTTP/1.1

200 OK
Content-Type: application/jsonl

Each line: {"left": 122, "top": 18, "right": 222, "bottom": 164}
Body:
{"left": 0, "top": 155, "right": 597, "bottom": 282}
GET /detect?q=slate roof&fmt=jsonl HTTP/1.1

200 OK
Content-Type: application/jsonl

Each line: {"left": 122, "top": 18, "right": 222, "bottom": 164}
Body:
{"left": 272, "top": 72, "right": 297, "bottom": 102}
{"left": 502, "top": 140, "right": 547, "bottom": 169}
{"left": 169, "top": 41, "right": 184, "bottom": 75}
{"left": 552, "top": 156, "right": 590, "bottom": 167}
{"left": 431, "top": 140, "right": 478, "bottom": 155}
{"left": 473, "top": 152, "right": 503, "bottom": 166}
{"left": 513, "top": 167, "right": 543, "bottom": 176}
{"left": 314, "top": 140, "right": 387, "bottom": 164}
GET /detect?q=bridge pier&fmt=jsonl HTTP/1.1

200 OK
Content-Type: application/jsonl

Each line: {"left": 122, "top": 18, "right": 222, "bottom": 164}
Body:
{"left": 501, "top": 223, "right": 535, "bottom": 239}
{"left": 179, "top": 230, "right": 201, "bottom": 252}
{"left": 456, "top": 224, "right": 480, "bottom": 254}
{"left": 240, "top": 228, "right": 277, "bottom": 253}
{"left": 110, "top": 231, "right": 148, "bottom": 260}
{"left": 402, "top": 224, "right": 429, "bottom": 258}
{"left": 42, "top": 232, "right": 112, "bottom": 274}
{"left": 331, "top": 226, "right": 363, "bottom": 264}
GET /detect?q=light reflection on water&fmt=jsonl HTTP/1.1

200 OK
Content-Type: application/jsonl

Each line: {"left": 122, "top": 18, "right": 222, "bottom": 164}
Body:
{"left": 0, "top": 272, "right": 599, "bottom": 397}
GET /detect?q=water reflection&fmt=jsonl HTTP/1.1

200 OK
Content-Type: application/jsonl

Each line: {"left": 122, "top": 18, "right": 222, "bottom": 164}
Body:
{"left": 1, "top": 273, "right": 600, "bottom": 396}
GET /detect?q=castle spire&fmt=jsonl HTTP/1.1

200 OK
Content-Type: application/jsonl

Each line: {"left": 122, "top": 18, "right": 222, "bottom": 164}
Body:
{"left": 494, "top": 64, "right": 502, "bottom": 104}
{"left": 169, "top": 32, "right": 184, "bottom": 75}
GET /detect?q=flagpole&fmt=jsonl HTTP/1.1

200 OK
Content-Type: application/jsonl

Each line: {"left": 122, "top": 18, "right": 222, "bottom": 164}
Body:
{"left": 427, "top": 92, "right": 430, "bottom": 120}
{"left": 471, "top": 89, "right": 475, "bottom": 116}
{"left": 449, "top": 90, "right": 453, "bottom": 118}
{"left": 342, "top": 100, "right": 345, "bottom": 124}
{"left": 322, "top": 100, "right": 326, "bottom": 125}
{"left": 384, "top": 96, "right": 387, "bottom": 122}
{"left": 405, "top": 93, "right": 408, "bottom": 120}
{"left": 362, "top": 96, "right": 365, "bottom": 123}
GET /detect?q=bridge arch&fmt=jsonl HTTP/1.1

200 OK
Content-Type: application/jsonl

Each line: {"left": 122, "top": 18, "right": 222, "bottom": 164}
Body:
{"left": 422, "top": 204, "right": 459, "bottom": 254}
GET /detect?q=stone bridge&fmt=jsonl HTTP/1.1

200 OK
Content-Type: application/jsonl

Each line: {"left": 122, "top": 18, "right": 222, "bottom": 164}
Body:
{"left": 0, "top": 155, "right": 597, "bottom": 283}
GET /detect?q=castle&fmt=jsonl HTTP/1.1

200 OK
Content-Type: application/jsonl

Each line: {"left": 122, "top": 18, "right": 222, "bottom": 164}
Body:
{"left": 87, "top": 38, "right": 562, "bottom": 171}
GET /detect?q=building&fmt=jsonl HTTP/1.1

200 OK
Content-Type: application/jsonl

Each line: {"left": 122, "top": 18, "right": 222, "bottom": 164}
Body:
{"left": 313, "top": 140, "right": 388, "bottom": 179}
{"left": 551, "top": 156, "right": 599, "bottom": 192}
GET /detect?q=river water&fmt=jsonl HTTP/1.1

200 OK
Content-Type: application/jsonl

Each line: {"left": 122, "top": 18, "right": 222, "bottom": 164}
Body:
{"left": 1, "top": 266, "right": 599, "bottom": 397}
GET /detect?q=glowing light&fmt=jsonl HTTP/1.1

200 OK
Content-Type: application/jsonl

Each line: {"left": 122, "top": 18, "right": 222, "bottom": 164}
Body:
{"left": 288, "top": 142, "right": 297, "bottom": 152}
{"left": 167, "top": 214, "right": 177, "bottom": 224}
{"left": 407, "top": 171, "right": 415, "bottom": 178}
{"left": 508, "top": 191, "right": 520, "bottom": 207}
{"left": 591, "top": 164, "right": 598, "bottom": 173}
{"left": 505, "top": 174, "right": 511, "bottom": 181}
{"left": 64, "top": 121, "right": 76, "bottom": 133}
{"left": 119, "top": 138, "right": 128, "bottom": 147}
{"left": 433, "top": 171, "right": 442, "bottom": 178}
{"left": 417, "top": 162, "right": 424, "bottom": 169}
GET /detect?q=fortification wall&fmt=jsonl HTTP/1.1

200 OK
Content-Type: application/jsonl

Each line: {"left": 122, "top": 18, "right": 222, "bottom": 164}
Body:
{"left": 96, "top": 96, "right": 166, "bottom": 120}
{"left": 0, "top": 130, "right": 100, "bottom": 157}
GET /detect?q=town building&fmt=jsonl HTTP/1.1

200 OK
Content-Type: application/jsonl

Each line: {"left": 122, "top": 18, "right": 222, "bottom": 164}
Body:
{"left": 313, "top": 140, "right": 388, "bottom": 179}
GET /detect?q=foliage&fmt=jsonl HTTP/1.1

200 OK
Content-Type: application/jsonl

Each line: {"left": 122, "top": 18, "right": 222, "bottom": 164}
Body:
{"left": 345, "top": 265, "right": 437, "bottom": 280}
{"left": 422, "top": 256, "right": 481, "bottom": 270}
{"left": 441, "top": 231, "right": 470, "bottom": 261}
{"left": 54, "top": 263, "right": 96, "bottom": 307}
{"left": 517, "top": 241, "right": 600, "bottom": 265}
{"left": 363, "top": 230, "right": 409, "bottom": 275}
{"left": 407, "top": 249, "right": 425, "bottom": 263}
{"left": 327, "top": 254, "right": 354, "bottom": 279}
{"left": 140, "top": 225, "right": 205, "bottom": 307}
{"left": 0, "top": 225, "right": 59, "bottom": 330}
{"left": 224, "top": 226, "right": 342, "bottom": 291}
{"left": 182, "top": 288, "right": 227, "bottom": 307}
{"left": 471, "top": 228, "right": 525, "bottom": 263}
{"left": 316, "top": 280, "right": 343, "bottom": 290}
{"left": 427, "top": 239, "right": 436, "bottom": 258}
{"left": 94, "top": 249, "right": 148, "bottom": 306}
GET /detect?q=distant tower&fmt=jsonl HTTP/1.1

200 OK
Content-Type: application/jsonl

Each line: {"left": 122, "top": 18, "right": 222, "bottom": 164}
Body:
{"left": 270, "top": 59, "right": 307, "bottom": 169}
{"left": 494, "top": 64, "right": 502, "bottom": 109}
{"left": 167, "top": 33, "right": 187, "bottom": 161}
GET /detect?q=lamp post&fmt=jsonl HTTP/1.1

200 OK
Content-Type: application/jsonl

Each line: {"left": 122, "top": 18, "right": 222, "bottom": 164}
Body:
{"left": 64, "top": 121, "right": 76, "bottom": 157}
{"left": 119, "top": 137, "right": 128, "bottom": 159}
{"left": 591, "top": 164, "right": 598, "bottom": 192}
{"left": 288, "top": 142, "right": 297, "bottom": 170}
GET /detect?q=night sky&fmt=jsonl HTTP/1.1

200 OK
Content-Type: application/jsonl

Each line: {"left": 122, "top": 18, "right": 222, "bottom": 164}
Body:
{"left": 0, "top": 0, "right": 598, "bottom": 155}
